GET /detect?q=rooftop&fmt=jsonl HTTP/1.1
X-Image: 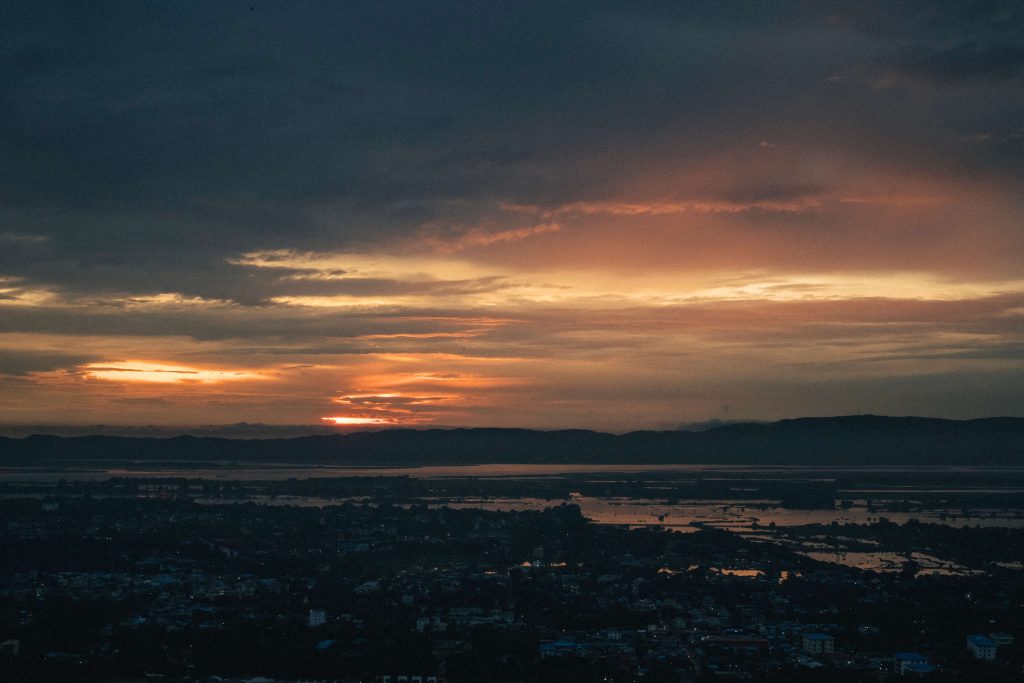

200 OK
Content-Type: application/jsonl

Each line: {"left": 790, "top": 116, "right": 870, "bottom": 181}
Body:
{"left": 967, "top": 634, "right": 996, "bottom": 647}
{"left": 803, "top": 633, "right": 834, "bottom": 641}
{"left": 894, "top": 652, "right": 928, "bottom": 661}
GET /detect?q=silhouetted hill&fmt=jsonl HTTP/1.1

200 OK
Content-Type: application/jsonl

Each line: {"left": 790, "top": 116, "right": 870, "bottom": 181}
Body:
{"left": 1, "top": 416, "right": 1023, "bottom": 465}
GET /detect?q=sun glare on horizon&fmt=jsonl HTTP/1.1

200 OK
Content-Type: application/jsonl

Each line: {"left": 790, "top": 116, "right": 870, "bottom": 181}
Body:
{"left": 321, "top": 416, "right": 396, "bottom": 426}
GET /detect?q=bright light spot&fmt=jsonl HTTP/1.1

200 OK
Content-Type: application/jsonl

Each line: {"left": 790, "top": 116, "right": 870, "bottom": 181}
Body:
{"left": 321, "top": 416, "right": 395, "bottom": 426}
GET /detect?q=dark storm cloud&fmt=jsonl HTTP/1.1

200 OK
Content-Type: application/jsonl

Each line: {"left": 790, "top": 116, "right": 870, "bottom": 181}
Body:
{"left": 891, "top": 43, "right": 1024, "bottom": 84}
{"left": 2, "top": 0, "right": 1022, "bottom": 301}
{"left": 0, "top": 350, "right": 95, "bottom": 376}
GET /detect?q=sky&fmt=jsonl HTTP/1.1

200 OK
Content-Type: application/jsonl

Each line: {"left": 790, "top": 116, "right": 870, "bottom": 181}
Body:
{"left": 1, "top": 1, "right": 1023, "bottom": 432}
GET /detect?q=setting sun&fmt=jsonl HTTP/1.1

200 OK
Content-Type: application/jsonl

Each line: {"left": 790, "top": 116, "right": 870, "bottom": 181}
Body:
{"left": 320, "top": 416, "right": 396, "bottom": 426}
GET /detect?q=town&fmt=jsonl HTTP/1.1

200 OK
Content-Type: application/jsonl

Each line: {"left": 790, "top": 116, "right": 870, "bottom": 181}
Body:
{"left": 1, "top": 487, "right": 1022, "bottom": 682}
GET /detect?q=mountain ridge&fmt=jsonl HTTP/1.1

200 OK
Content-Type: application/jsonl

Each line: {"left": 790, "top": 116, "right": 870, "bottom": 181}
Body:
{"left": 2, "top": 415, "right": 1024, "bottom": 465}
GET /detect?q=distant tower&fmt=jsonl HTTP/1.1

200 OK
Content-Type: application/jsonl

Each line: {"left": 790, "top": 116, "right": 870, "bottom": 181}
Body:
{"left": 309, "top": 608, "right": 326, "bottom": 627}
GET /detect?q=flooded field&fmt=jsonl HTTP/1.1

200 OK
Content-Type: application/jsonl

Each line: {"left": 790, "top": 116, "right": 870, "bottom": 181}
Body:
{"left": 5, "top": 463, "right": 1024, "bottom": 529}
{"left": 189, "top": 493, "right": 1024, "bottom": 575}
{"left": 796, "top": 550, "right": 978, "bottom": 575}
{"left": 5, "top": 462, "right": 1024, "bottom": 481}
{"left": 173, "top": 491, "right": 1024, "bottom": 531}
{"left": 4, "top": 462, "right": 1024, "bottom": 576}
{"left": 427, "top": 494, "right": 1024, "bottom": 530}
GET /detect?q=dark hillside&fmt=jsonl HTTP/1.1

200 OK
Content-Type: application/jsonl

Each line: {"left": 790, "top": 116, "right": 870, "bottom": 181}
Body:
{"left": 1, "top": 416, "right": 1022, "bottom": 465}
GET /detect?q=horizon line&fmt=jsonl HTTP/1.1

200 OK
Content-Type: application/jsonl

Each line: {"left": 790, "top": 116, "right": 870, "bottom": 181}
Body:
{"left": 2, "top": 413, "right": 1023, "bottom": 440}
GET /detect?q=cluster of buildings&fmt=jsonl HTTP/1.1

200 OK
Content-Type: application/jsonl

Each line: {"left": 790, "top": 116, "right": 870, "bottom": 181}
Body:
{"left": 0, "top": 495, "right": 1021, "bottom": 681}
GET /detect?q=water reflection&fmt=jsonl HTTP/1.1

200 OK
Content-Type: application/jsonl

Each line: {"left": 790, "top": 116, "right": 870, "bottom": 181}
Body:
{"left": 797, "top": 551, "right": 980, "bottom": 576}
{"left": 5, "top": 462, "right": 1024, "bottom": 481}
{"left": 188, "top": 493, "right": 1024, "bottom": 532}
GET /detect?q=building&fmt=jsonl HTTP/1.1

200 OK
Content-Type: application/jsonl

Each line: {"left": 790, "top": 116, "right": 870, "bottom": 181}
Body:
{"left": 894, "top": 652, "right": 930, "bottom": 676}
{"left": 802, "top": 633, "right": 834, "bottom": 655}
{"left": 431, "top": 639, "right": 470, "bottom": 660}
{"left": 308, "top": 608, "right": 326, "bottom": 627}
{"left": 707, "top": 636, "right": 769, "bottom": 652}
{"left": 354, "top": 580, "right": 380, "bottom": 594}
{"left": 539, "top": 638, "right": 587, "bottom": 658}
{"left": 988, "top": 632, "right": 1013, "bottom": 647}
{"left": 902, "top": 661, "right": 937, "bottom": 677}
{"left": 966, "top": 634, "right": 996, "bottom": 661}
{"left": 416, "top": 616, "right": 448, "bottom": 633}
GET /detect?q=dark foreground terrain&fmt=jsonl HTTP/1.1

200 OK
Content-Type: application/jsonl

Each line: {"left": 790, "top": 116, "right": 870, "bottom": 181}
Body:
{"left": 1, "top": 486, "right": 1022, "bottom": 682}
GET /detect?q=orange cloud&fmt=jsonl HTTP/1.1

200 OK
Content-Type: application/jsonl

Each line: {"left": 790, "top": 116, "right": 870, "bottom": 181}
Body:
{"left": 321, "top": 416, "right": 396, "bottom": 426}
{"left": 427, "top": 222, "right": 562, "bottom": 252}
{"left": 323, "top": 390, "right": 461, "bottom": 424}
{"left": 82, "top": 361, "right": 267, "bottom": 384}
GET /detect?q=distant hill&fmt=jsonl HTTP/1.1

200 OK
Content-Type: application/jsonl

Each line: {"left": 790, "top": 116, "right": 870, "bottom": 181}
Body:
{"left": 1, "top": 416, "right": 1023, "bottom": 465}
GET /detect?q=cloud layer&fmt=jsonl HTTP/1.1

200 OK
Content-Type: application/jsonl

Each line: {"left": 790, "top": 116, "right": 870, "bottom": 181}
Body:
{"left": 1, "top": 1, "right": 1022, "bottom": 430}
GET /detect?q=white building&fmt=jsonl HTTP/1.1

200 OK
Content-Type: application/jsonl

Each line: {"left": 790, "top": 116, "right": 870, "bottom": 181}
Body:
{"left": 967, "top": 634, "right": 996, "bottom": 660}
{"left": 893, "top": 652, "right": 929, "bottom": 675}
{"left": 802, "top": 633, "right": 834, "bottom": 655}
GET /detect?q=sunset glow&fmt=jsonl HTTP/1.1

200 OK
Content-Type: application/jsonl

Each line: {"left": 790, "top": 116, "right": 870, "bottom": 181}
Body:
{"left": 83, "top": 362, "right": 266, "bottom": 385}
{"left": 320, "top": 416, "right": 397, "bottom": 426}
{"left": 1, "top": 3, "right": 1022, "bottom": 431}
